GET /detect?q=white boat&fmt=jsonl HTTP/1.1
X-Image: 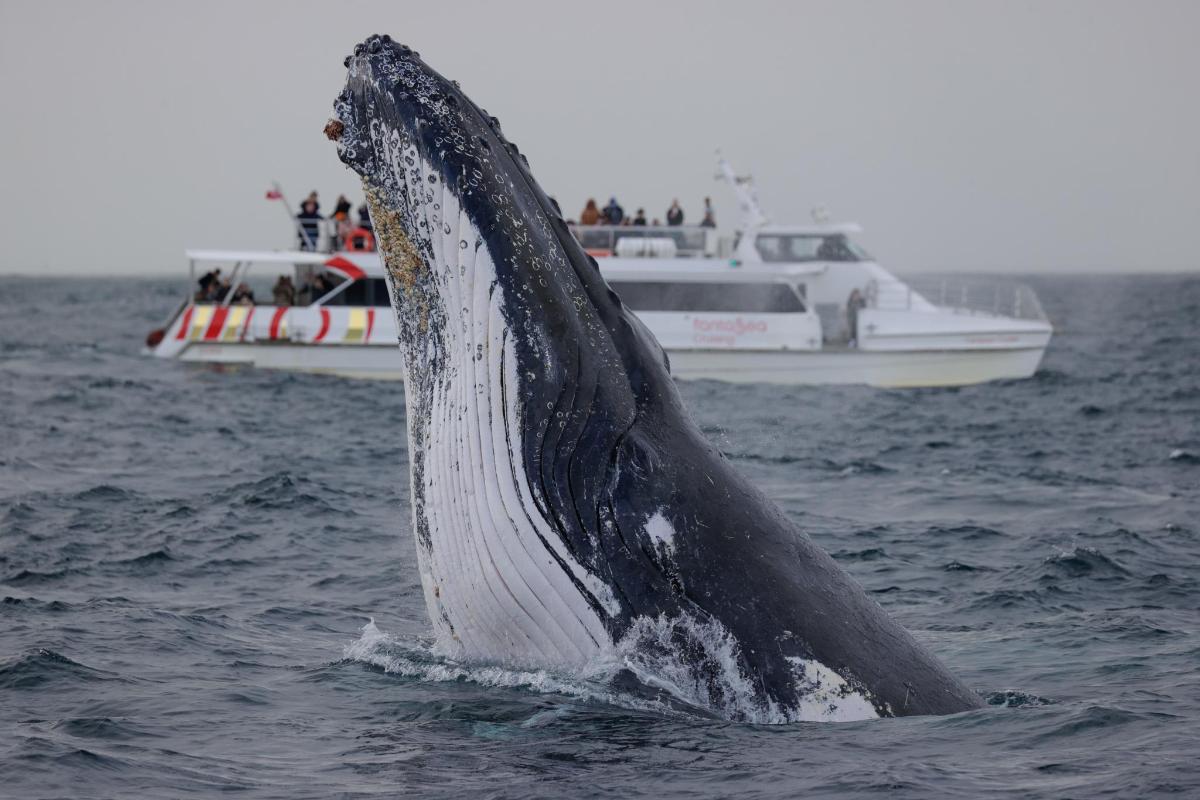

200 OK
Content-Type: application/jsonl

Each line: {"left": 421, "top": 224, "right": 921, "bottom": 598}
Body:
{"left": 148, "top": 163, "right": 1052, "bottom": 387}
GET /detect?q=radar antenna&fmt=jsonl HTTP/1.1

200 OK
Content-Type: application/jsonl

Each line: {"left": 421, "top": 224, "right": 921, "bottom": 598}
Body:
{"left": 715, "top": 150, "right": 769, "bottom": 230}
{"left": 715, "top": 151, "right": 769, "bottom": 262}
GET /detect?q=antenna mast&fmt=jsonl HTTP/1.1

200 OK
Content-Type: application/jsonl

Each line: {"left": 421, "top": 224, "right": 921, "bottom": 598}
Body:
{"left": 715, "top": 151, "right": 769, "bottom": 230}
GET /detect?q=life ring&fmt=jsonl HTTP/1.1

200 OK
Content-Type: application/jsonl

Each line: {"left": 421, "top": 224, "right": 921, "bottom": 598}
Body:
{"left": 346, "top": 227, "right": 375, "bottom": 252}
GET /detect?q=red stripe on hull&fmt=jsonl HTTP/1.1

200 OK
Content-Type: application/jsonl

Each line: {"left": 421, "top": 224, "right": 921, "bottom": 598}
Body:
{"left": 203, "top": 307, "right": 229, "bottom": 340}
{"left": 269, "top": 307, "right": 288, "bottom": 340}
{"left": 175, "top": 306, "right": 194, "bottom": 340}
{"left": 313, "top": 308, "right": 331, "bottom": 342}
{"left": 240, "top": 306, "right": 255, "bottom": 342}
{"left": 365, "top": 309, "right": 375, "bottom": 342}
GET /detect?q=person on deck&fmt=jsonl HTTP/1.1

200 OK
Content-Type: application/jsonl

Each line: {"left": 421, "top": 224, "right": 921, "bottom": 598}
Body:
{"left": 700, "top": 197, "right": 716, "bottom": 228}
{"left": 332, "top": 195, "right": 353, "bottom": 250}
{"left": 231, "top": 283, "right": 256, "bottom": 305}
{"left": 846, "top": 288, "right": 867, "bottom": 347}
{"left": 579, "top": 198, "right": 601, "bottom": 225}
{"left": 297, "top": 199, "right": 323, "bottom": 251}
{"left": 197, "top": 268, "right": 221, "bottom": 300}
{"left": 666, "top": 199, "right": 684, "bottom": 226}
{"left": 632, "top": 208, "right": 647, "bottom": 226}
{"left": 357, "top": 204, "right": 373, "bottom": 232}
{"left": 272, "top": 275, "right": 295, "bottom": 306}
{"left": 602, "top": 197, "right": 624, "bottom": 226}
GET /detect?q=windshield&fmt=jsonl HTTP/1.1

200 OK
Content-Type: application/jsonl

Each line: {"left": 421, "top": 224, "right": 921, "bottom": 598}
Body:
{"left": 754, "top": 234, "right": 870, "bottom": 263}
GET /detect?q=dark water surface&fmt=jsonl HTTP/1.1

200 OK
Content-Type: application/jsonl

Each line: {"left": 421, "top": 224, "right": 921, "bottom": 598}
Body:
{"left": 2, "top": 275, "right": 1197, "bottom": 799}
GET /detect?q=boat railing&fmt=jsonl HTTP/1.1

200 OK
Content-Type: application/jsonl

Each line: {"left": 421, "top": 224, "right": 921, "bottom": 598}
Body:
{"left": 568, "top": 224, "right": 716, "bottom": 257}
{"left": 292, "top": 215, "right": 376, "bottom": 253}
{"left": 868, "top": 277, "right": 1047, "bottom": 321}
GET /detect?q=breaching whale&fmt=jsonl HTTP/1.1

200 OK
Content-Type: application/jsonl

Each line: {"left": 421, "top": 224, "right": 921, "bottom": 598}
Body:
{"left": 327, "top": 34, "right": 983, "bottom": 721}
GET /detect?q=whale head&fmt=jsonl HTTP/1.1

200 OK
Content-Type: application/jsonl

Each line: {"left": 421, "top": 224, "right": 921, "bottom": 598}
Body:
{"left": 328, "top": 33, "right": 670, "bottom": 672}
{"left": 328, "top": 35, "right": 983, "bottom": 722}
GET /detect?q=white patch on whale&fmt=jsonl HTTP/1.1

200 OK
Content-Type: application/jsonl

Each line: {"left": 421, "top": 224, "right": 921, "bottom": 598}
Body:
{"left": 644, "top": 510, "right": 675, "bottom": 556}
{"left": 611, "top": 613, "right": 879, "bottom": 723}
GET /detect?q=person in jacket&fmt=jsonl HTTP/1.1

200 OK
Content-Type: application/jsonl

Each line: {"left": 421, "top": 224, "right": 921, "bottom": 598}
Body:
{"left": 632, "top": 208, "right": 647, "bottom": 226}
{"left": 579, "top": 198, "right": 601, "bottom": 225}
{"left": 231, "top": 283, "right": 256, "bottom": 305}
{"left": 602, "top": 197, "right": 624, "bottom": 225}
{"left": 197, "top": 268, "right": 221, "bottom": 300}
{"left": 700, "top": 196, "right": 716, "bottom": 228}
{"left": 272, "top": 275, "right": 295, "bottom": 306}
{"left": 331, "top": 194, "right": 354, "bottom": 250}
{"left": 666, "top": 199, "right": 684, "bottom": 226}
{"left": 297, "top": 199, "right": 323, "bottom": 250}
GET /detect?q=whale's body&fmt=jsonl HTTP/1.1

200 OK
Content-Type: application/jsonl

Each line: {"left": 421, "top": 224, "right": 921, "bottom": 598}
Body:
{"left": 329, "top": 35, "right": 983, "bottom": 721}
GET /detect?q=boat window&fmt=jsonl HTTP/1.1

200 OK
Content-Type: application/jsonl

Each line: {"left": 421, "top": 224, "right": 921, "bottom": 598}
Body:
{"left": 754, "top": 234, "right": 869, "bottom": 263}
{"left": 322, "top": 276, "right": 365, "bottom": 306}
{"left": 371, "top": 278, "right": 393, "bottom": 307}
{"left": 609, "top": 281, "right": 804, "bottom": 313}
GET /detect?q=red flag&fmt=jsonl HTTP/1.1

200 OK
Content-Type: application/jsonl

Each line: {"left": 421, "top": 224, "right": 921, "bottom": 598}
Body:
{"left": 265, "top": 189, "right": 282, "bottom": 200}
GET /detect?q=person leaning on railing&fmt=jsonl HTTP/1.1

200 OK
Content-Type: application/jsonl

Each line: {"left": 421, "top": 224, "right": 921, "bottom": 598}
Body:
{"left": 331, "top": 194, "right": 353, "bottom": 250}
{"left": 666, "top": 199, "right": 684, "bottom": 226}
{"left": 272, "top": 275, "right": 295, "bottom": 306}
{"left": 297, "top": 199, "right": 323, "bottom": 251}
{"left": 579, "top": 198, "right": 601, "bottom": 225}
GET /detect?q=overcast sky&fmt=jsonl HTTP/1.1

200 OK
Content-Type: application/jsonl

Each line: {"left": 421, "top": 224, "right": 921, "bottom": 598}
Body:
{"left": 1, "top": 0, "right": 1197, "bottom": 275}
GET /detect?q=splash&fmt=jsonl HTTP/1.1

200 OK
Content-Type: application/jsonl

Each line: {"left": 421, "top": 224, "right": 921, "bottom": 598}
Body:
{"left": 345, "top": 617, "right": 878, "bottom": 724}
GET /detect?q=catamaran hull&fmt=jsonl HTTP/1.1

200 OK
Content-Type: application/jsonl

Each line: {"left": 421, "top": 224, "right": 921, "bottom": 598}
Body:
{"left": 667, "top": 344, "right": 1048, "bottom": 387}
{"left": 160, "top": 339, "right": 1047, "bottom": 387}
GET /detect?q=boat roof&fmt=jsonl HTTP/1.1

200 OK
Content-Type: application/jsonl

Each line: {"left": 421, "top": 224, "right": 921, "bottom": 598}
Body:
{"left": 186, "top": 249, "right": 386, "bottom": 278}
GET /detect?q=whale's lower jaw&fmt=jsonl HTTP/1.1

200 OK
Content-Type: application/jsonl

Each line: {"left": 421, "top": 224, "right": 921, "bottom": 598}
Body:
{"left": 387, "top": 155, "right": 614, "bottom": 670}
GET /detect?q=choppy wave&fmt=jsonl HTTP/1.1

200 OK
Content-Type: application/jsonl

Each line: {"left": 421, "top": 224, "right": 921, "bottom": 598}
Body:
{"left": 2, "top": 275, "right": 1199, "bottom": 798}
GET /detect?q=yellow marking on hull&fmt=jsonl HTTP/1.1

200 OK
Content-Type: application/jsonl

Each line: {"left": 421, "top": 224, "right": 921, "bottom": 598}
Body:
{"left": 222, "top": 306, "right": 249, "bottom": 341}
{"left": 344, "top": 307, "right": 367, "bottom": 342}
{"left": 190, "top": 305, "right": 214, "bottom": 340}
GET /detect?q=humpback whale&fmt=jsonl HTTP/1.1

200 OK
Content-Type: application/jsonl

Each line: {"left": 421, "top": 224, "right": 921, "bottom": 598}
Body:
{"left": 327, "top": 34, "right": 983, "bottom": 721}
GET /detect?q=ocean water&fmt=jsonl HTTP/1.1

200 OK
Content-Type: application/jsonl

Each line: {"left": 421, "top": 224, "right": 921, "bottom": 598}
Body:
{"left": 1, "top": 274, "right": 1197, "bottom": 799}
